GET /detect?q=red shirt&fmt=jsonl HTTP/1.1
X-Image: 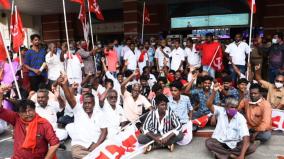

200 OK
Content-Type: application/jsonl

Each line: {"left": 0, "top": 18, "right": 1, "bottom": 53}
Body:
{"left": 0, "top": 108, "right": 59, "bottom": 159}
{"left": 197, "top": 42, "right": 222, "bottom": 66}
{"left": 104, "top": 48, "right": 118, "bottom": 72}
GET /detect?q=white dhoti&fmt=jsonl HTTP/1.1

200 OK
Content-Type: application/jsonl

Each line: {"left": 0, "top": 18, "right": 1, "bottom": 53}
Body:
{"left": 177, "top": 120, "right": 193, "bottom": 145}
{"left": 55, "top": 128, "right": 68, "bottom": 141}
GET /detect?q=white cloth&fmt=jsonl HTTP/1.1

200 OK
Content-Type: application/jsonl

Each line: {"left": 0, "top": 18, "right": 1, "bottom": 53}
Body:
{"left": 225, "top": 42, "right": 251, "bottom": 66}
{"left": 212, "top": 105, "right": 249, "bottom": 149}
{"left": 148, "top": 74, "right": 157, "bottom": 88}
{"left": 101, "top": 101, "right": 127, "bottom": 138}
{"left": 184, "top": 44, "right": 201, "bottom": 67}
{"left": 155, "top": 46, "right": 171, "bottom": 68}
{"left": 136, "top": 50, "right": 148, "bottom": 73}
{"left": 64, "top": 54, "right": 83, "bottom": 84}
{"left": 124, "top": 49, "right": 138, "bottom": 71}
{"left": 177, "top": 121, "right": 193, "bottom": 145}
{"left": 67, "top": 103, "right": 107, "bottom": 148}
{"left": 122, "top": 45, "right": 130, "bottom": 57}
{"left": 45, "top": 52, "right": 64, "bottom": 81}
{"left": 170, "top": 47, "right": 185, "bottom": 71}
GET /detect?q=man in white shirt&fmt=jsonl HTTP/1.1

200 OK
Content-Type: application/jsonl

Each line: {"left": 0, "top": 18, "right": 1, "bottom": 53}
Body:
{"left": 155, "top": 39, "right": 171, "bottom": 70}
{"left": 35, "top": 89, "right": 68, "bottom": 142}
{"left": 170, "top": 40, "right": 185, "bottom": 71}
{"left": 205, "top": 84, "right": 256, "bottom": 159}
{"left": 99, "top": 89, "right": 128, "bottom": 138}
{"left": 123, "top": 42, "right": 138, "bottom": 71}
{"left": 185, "top": 38, "right": 201, "bottom": 68}
{"left": 46, "top": 43, "right": 64, "bottom": 88}
{"left": 225, "top": 33, "right": 251, "bottom": 82}
{"left": 58, "top": 74, "right": 107, "bottom": 159}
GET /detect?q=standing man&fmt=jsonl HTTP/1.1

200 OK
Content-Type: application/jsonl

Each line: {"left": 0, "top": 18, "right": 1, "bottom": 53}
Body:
{"left": 113, "top": 39, "right": 123, "bottom": 65}
{"left": 197, "top": 33, "right": 222, "bottom": 78}
{"left": 225, "top": 33, "right": 250, "bottom": 82}
{"left": 266, "top": 32, "right": 284, "bottom": 82}
{"left": 123, "top": 42, "right": 138, "bottom": 72}
{"left": 24, "top": 34, "right": 47, "bottom": 91}
{"left": 170, "top": 40, "right": 185, "bottom": 71}
{"left": 104, "top": 41, "right": 119, "bottom": 76}
{"left": 185, "top": 38, "right": 201, "bottom": 68}
{"left": 144, "top": 41, "right": 155, "bottom": 67}
{"left": 155, "top": 39, "right": 171, "bottom": 71}
{"left": 77, "top": 41, "right": 96, "bottom": 76}
{"left": 0, "top": 85, "right": 59, "bottom": 159}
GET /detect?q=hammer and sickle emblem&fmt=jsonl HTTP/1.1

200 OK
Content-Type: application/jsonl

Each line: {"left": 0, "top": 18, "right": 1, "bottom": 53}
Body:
{"left": 213, "top": 57, "right": 222, "bottom": 70}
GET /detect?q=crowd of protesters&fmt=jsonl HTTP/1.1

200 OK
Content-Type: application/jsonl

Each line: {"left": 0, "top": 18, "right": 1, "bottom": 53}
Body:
{"left": 0, "top": 31, "right": 283, "bottom": 159}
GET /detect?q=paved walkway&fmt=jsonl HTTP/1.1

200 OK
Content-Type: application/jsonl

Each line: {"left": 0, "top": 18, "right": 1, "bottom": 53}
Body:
{"left": 0, "top": 129, "right": 283, "bottom": 159}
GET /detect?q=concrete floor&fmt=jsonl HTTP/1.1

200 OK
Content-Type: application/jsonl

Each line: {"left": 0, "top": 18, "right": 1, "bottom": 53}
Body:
{"left": 0, "top": 129, "right": 283, "bottom": 159}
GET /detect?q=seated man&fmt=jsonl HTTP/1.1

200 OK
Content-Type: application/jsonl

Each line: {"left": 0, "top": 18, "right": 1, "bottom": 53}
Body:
{"left": 58, "top": 74, "right": 107, "bottom": 159}
{"left": 237, "top": 78, "right": 250, "bottom": 101}
{"left": 0, "top": 85, "right": 59, "bottom": 159}
{"left": 99, "top": 87, "right": 128, "bottom": 138}
{"left": 238, "top": 83, "right": 272, "bottom": 143}
{"left": 220, "top": 75, "right": 239, "bottom": 105}
{"left": 121, "top": 70, "right": 152, "bottom": 123}
{"left": 138, "top": 94, "right": 183, "bottom": 152}
{"left": 255, "top": 65, "right": 284, "bottom": 109}
{"left": 205, "top": 83, "right": 256, "bottom": 159}
{"left": 35, "top": 89, "right": 68, "bottom": 144}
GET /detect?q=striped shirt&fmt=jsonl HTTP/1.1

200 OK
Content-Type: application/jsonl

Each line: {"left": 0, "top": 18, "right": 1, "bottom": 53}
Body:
{"left": 142, "top": 108, "right": 182, "bottom": 136}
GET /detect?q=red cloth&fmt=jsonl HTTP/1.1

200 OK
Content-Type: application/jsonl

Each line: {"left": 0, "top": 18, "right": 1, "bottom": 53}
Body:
{"left": 144, "top": 5, "right": 150, "bottom": 24}
{"left": 196, "top": 42, "right": 222, "bottom": 66}
{"left": 0, "top": 32, "right": 7, "bottom": 61}
{"left": 67, "top": 52, "right": 83, "bottom": 63}
{"left": 192, "top": 115, "right": 209, "bottom": 128}
{"left": 89, "top": 0, "right": 104, "bottom": 20}
{"left": 0, "top": 108, "right": 59, "bottom": 159}
{"left": 10, "top": 7, "right": 25, "bottom": 53}
{"left": 70, "top": 0, "right": 83, "bottom": 4}
{"left": 138, "top": 50, "right": 147, "bottom": 62}
{"left": 0, "top": 0, "right": 10, "bottom": 9}
{"left": 247, "top": 0, "right": 256, "bottom": 14}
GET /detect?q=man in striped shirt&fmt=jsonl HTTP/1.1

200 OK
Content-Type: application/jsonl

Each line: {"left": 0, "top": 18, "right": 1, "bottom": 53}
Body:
{"left": 138, "top": 94, "right": 183, "bottom": 152}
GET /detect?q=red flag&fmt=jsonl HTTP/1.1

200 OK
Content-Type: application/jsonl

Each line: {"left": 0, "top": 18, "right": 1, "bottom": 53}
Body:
{"left": 10, "top": 6, "right": 25, "bottom": 53}
{"left": 0, "top": 32, "right": 7, "bottom": 61}
{"left": 88, "top": 0, "right": 104, "bottom": 21}
{"left": 247, "top": 0, "right": 256, "bottom": 14}
{"left": 211, "top": 44, "right": 224, "bottom": 72}
{"left": 78, "top": 1, "right": 89, "bottom": 43}
{"left": 144, "top": 6, "right": 150, "bottom": 24}
{"left": 70, "top": 0, "right": 84, "bottom": 4}
{"left": 0, "top": 0, "right": 10, "bottom": 9}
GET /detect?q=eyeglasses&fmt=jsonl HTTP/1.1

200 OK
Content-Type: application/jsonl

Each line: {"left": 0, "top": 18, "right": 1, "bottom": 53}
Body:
{"left": 275, "top": 80, "right": 284, "bottom": 83}
{"left": 108, "top": 96, "right": 117, "bottom": 99}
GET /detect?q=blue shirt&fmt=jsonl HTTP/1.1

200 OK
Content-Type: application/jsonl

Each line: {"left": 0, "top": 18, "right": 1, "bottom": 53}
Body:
{"left": 24, "top": 48, "right": 47, "bottom": 77}
{"left": 220, "top": 87, "right": 239, "bottom": 105}
{"left": 147, "top": 47, "right": 155, "bottom": 63}
{"left": 191, "top": 89, "right": 220, "bottom": 115}
{"left": 168, "top": 95, "right": 193, "bottom": 124}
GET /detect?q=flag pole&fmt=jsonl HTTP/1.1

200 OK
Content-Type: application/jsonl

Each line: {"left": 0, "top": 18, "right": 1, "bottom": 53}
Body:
{"left": 14, "top": 6, "right": 24, "bottom": 79}
{"left": 1, "top": 31, "right": 22, "bottom": 99}
{"left": 247, "top": 1, "right": 254, "bottom": 79}
{"left": 141, "top": 1, "right": 145, "bottom": 43}
{"left": 62, "top": 0, "right": 71, "bottom": 55}
{"left": 86, "top": 0, "right": 95, "bottom": 49}
{"left": 9, "top": 0, "right": 14, "bottom": 49}
{"left": 206, "top": 45, "right": 220, "bottom": 72}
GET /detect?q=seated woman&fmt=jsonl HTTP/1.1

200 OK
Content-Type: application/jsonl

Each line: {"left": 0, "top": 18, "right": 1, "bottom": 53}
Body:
{"left": 138, "top": 94, "right": 184, "bottom": 153}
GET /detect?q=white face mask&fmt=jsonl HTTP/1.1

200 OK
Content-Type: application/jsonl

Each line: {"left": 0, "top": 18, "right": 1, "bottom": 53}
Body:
{"left": 151, "top": 43, "right": 156, "bottom": 46}
{"left": 275, "top": 82, "right": 283, "bottom": 89}
{"left": 183, "top": 42, "right": 187, "bottom": 46}
{"left": 98, "top": 44, "right": 102, "bottom": 48}
{"left": 70, "top": 50, "right": 76, "bottom": 54}
{"left": 272, "top": 38, "right": 278, "bottom": 44}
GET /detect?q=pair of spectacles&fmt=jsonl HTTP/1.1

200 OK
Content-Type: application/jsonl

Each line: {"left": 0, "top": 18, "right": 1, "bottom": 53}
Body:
{"left": 108, "top": 96, "right": 117, "bottom": 99}
{"left": 275, "top": 80, "right": 284, "bottom": 83}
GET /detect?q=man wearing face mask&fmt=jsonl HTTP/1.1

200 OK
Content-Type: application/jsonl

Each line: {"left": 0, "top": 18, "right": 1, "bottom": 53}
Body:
{"left": 77, "top": 41, "right": 96, "bottom": 76}
{"left": 238, "top": 84, "right": 272, "bottom": 143}
{"left": 206, "top": 83, "right": 256, "bottom": 159}
{"left": 255, "top": 65, "right": 284, "bottom": 109}
{"left": 225, "top": 33, "right": 251, "bottom": 83}
{"left": 264, "top": 32, "right": 284, "bottom": 82}
{"left": 155, "top": 39, "right": 171, "bottom": 71}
